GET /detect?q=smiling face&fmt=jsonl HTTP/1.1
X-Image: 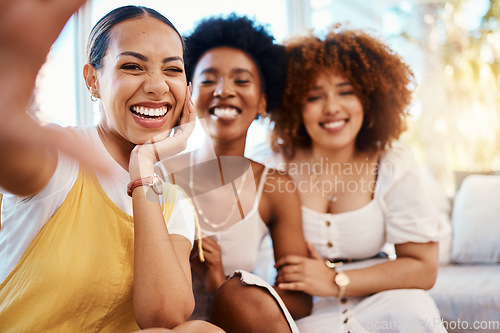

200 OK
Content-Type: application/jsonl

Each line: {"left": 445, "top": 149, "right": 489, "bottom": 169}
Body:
{"left": 302, "top": 70, "right": 364, "bottom": 153}
{"left": 191, "top": 47, "right": 266, "bottom": 144}
{"left": 87, "top": 16, "right": 186, "bottom": 145}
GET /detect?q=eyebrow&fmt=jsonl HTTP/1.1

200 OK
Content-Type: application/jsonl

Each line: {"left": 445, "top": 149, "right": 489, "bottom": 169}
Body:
{"left": 117, "top": 51, "right": 183, "bottom": 63}
{"left": 311, "top": 82, "right": 352, "bottom": 90}
{"left": 199, "top": 67, "right": 254, "bottom": 76}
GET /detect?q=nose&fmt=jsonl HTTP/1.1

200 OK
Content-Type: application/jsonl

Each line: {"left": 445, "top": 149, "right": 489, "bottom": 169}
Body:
{"left": 323, "top": 94, "right": 341, "bottom": 115}
{"left": 143, "top": 71, "right": 169, "bottom": 97}
{"left": 213, "top": 79, "right": 234, "bottom": 98}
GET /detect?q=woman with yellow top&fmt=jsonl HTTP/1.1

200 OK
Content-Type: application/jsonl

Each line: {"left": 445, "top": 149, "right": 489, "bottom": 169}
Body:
{"left": 0, "top": 2, "right": 222, "bottom": 332}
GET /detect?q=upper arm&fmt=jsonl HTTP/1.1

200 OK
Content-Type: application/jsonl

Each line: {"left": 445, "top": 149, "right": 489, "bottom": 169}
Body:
{"left": 262, "top": 171, "right": 308, "bottom": 260}
{"left": 395, "top": 241, "right": 439, "bottom": 266}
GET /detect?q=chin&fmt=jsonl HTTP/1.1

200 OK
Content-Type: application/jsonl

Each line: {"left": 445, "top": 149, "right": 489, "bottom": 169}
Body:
{"left": 133, "top": 129, "right": 173, "bottom": 146}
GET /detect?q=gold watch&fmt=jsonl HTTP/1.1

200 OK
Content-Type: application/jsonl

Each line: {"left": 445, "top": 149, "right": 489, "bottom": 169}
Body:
{"left": 334, "top": 270, "right": 350, "bottom": 303}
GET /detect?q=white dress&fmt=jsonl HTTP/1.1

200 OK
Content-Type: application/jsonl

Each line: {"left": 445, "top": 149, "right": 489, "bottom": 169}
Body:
{"left": 295, "top": 146, "right": 450, "bottom": 333}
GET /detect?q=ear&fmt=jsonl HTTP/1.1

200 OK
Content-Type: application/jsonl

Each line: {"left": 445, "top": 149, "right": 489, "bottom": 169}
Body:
{"left": 257, "top": 93, "right": 267, "bottom": 117}
{"left": 83, "top": 63, "right": 99, "bottom": 97}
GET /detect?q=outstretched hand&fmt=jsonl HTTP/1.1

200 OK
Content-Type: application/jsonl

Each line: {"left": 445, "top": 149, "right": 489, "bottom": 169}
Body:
{"left": 0, "top": 0, "right": 114, "bottom": 194}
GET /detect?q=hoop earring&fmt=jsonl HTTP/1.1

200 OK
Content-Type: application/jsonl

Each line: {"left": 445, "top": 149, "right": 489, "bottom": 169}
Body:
{"left": 90, "top": 94, "right": 99, "bottom": 102}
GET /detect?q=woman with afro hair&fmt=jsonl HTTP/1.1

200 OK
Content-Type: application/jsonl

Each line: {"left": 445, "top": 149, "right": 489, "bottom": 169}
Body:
{"left": 267, "top": 26, "right": 450, "bottom": 332}
{"left": 157, "top": 13, "right": 311, "bottom": 333}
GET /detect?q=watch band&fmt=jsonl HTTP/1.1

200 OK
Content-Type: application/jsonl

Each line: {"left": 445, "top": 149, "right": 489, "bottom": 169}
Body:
{"left": 127, "top": 175, "right": 162, "bottom": 197}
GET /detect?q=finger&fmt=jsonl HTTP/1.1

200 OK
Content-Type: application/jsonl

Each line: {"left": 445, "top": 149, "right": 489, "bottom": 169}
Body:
{"left": 172, "top": 85, "right": 195, "bottom": 138}
{"left": 200, "top": 236, "right": 220, "bottom": 248}
{"left": 275, "top": 272, "right": 303, "bottom": 284}
{"left": 190, "top": 241, "right": 200, "bottom": 260}
{"left": 274, "top": 255, "right": 305, "bottom": 269}
{"left": 307, "top": 242, "right": 323, "bottom": 260}
{"left": 277, "top": 282, "right": 307, "bottom": 292}
{"left": 178, "top": 84, "right": 195, "bottom": 126}
{"left": 202, "top": 242, "right": 220, "bottom": 256}
{"left": 277, "top": 263, "right": 302, "bottom": 275}
{"left": 199, "top": 243, "right": 221, "bottom": 260}
{"left": 275, "top": 265, "right": 303, "bottom": 282}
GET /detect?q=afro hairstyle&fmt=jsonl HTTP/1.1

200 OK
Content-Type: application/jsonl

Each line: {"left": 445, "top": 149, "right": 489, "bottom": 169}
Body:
{"left": 184, "top": 13, "right": 286, "bottom": 112}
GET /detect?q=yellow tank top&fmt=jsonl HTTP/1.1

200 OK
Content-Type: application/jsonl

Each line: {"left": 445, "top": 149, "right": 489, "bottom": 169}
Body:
{"left": 0, "top": 167, "right": 176, "bottom": 332}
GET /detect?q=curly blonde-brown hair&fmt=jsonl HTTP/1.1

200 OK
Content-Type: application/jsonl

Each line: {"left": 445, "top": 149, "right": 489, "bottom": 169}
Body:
{"left": 271, "top": 25, "right": 415, "bottom": 158}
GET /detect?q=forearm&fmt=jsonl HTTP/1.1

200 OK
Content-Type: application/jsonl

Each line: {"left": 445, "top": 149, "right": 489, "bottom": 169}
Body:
{"left": 273, "top": 288, "right": 312, "bottom": 319}
{"left": 0, "top": 130, "right": 57, "bottom": 196}
{"left": 132, "top": 187, "right": 194, "bottom": 328}
{"left": 340, "top": 256, "right": 438, "bottom": 298}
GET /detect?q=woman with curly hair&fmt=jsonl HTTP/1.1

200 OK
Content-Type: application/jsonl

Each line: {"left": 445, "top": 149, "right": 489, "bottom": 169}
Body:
{"left": 158, "top": 14, "right": 311, "bottom": 333}
{"left": 269, "top": 26, "right": 450, "bottom": 332}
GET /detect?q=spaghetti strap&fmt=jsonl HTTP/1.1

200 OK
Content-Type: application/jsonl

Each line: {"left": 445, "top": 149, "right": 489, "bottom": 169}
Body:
{"left": 253, "top": 167, "right": 269, "bottom": 208}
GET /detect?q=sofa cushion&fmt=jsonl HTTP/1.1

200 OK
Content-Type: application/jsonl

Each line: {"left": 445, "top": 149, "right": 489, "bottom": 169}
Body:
{"left": 450, "top": 175, "right": 500, "bottom": 264}
{"left": 430, "top": 264, "right": 500, "bottom": 330}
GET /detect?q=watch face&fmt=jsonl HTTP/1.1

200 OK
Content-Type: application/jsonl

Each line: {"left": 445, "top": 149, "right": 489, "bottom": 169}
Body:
{"left": 152, "top": 175, "right": 164, "bottom": 195}
{"left": 335, "top": 272, "right": 350, "bottom": 287}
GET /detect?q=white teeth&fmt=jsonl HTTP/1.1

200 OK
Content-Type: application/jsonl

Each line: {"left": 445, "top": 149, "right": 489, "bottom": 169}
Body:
{"left": 213, "top": 107, "right": 238, "bottom": 118}
{"left": 323, "top": 120, "right": 345, "bottom": 129}
{"left": 131, "top": 106, "right": 168, "bottom": 117}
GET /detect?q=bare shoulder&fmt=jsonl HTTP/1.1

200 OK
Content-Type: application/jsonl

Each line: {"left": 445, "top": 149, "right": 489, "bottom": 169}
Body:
{"left": 248, "top": 159, "right": 291, "bottom": 190}
{"left": 260, "top": 164, "right": 300, "bottom": 213}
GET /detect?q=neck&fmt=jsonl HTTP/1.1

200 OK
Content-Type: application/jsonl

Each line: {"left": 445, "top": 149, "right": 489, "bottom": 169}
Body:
{"left": 206, "top": 136, "right": 246, "bottom": 157}
{"left": 97, "top": 122, "right": 135, "bottom": 171}
{"left": 311, "top": 143, "right": 357, "bottom": 166}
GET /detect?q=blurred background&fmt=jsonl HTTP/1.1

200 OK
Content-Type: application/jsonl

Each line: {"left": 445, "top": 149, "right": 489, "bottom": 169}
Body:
{"left": 33, "top": 0, "right": 500, "bottom": 195}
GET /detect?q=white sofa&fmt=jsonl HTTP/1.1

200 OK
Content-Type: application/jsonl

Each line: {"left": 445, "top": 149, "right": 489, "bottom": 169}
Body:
{"left": 428, "top": 174, "right": 500, "bottom": 333}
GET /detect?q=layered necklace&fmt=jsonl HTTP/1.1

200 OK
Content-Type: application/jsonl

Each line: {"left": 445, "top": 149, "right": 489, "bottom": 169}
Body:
{"left": 188, "top": 152, "right": 247, "bottom": 231}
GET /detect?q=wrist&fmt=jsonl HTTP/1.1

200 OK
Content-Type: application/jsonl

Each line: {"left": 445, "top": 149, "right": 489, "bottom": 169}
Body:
{"left": 127, "top": 174, "right": 163, "bottom": 197}
{"left": 333, "top": 270, "right": 350, "bottom": 303}
{"left": 129, "top": 150, "right": 155, "bottom": 181}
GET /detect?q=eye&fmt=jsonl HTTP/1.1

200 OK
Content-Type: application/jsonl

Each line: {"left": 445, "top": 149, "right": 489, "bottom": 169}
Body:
{"left": 201, "top": 79, "right": 215, "bottom": 84}
{"left": 165, "top": 67, "right": 184, "bottom": 74}
{"left": 339, "top": 90, "right": 355, "bottom": 96}
{"left": 120, "top": 63, "right": 142, "bottom": 71}
{"left": 235, "top": 79, "right": 250, "bottom": 85}
{"left": 198, "top": 74, "right": 216, "bottom": 85}
{"left": 306, "top": 95, "right": 322, "bottom": 102}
